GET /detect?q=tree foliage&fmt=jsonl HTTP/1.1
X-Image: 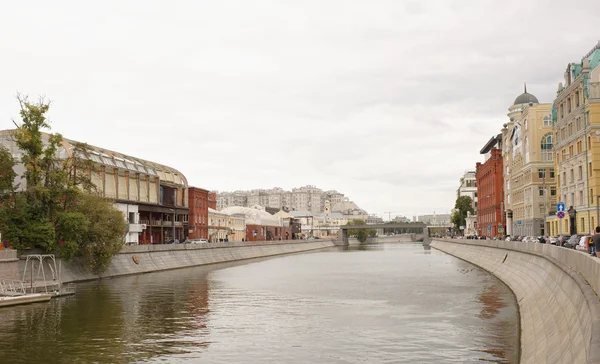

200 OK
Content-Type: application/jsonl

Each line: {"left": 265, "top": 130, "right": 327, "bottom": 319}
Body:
{"left": 451, "top": 195, "right": 475, "bottom": 231}
{"left": 0, "top": 95, "right": 125, "bottom": 273}
{"left": 346, "top": 219, "right": 377, "bottom": 243}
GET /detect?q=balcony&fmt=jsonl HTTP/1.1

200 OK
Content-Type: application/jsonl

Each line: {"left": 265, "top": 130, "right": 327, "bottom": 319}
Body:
{"left": 589, "top": 82, "right": 600, "bottom": 100}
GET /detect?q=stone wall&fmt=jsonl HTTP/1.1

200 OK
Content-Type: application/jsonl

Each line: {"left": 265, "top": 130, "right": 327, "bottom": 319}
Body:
{"left": 0, "top": 249, "right": 19, "bottom": 280}
{"left": 431, "top": 239, "right": 600, "bottom": 364}
{"left": 45, "top": 240, "right": 336, "bottom": 283}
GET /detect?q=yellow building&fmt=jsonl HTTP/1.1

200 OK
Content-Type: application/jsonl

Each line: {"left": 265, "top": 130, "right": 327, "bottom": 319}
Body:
{"left": 208, "top": 208, "right": 245, "bottom": 242}
{"left": 502, "top": 89, "right": 555, "bottom": 236}
{"left": 547, "top": 42, "right": 600, "bottom": 236}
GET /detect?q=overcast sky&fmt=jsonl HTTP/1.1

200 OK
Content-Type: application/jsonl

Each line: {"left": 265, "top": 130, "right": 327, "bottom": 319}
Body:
{"left": 1, "top": 1, "right": 599, "bottom": 218}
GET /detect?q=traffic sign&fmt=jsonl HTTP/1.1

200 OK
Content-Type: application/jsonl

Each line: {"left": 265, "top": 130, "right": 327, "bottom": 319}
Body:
{"left": 557, "top": 211, "right": 566, "bottom": 219}
{"left": 487, "top": 226, "right": 491, "bottom": 231}
{"left": 557, "top": 203, "right": 565, "bottom": 212}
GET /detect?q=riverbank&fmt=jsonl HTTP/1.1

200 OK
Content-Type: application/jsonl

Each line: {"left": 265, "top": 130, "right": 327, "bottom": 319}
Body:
{"left": 50, "top": 239, "right": 336, "bottom": 283}
{"left": 431, "top": 238, "right": 600, "bottom": 364}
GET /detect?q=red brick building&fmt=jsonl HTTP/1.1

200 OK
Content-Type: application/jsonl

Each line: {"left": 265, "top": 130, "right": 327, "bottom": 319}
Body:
{"left": 208, "top": 191, "right": 216, "bottom": 210}
{"left": 188, "top": 187, "right": 210, "bottom": 240}
{"left": 476, "top": 135, "right": 505, "bottom": 237}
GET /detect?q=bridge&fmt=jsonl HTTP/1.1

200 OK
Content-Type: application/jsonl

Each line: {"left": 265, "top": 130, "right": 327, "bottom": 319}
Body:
{"left": 338, "top": 222, "right": 430, "bottom": 245}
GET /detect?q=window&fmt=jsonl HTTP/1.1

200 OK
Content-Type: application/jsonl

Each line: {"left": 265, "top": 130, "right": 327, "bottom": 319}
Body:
{"left": 579, "top": 191, "right": 584, "bottom": 206}
{"left": 576, "top": 91, "right": 580, "bottom": 107}
{"left": 562, "top": 172, "right": 566, "bottom": 184}
{"left": 579, "top": 165, "right": 583, "bottom": 180}
{"left": 524, "top": 119, "right": 528, "bottom": 130}
{"left": 543, "top": 114, "right": 552, "bottom": 127}
{"left": 592, "top": 189, "right": 595, "bottom": 205}
{"left": 541, "top": 133, "right": 553, "bottom": 162}
{"left": 539, "top": 187, "right": 545, "bottom": 197}
{"left": 551, "top": 187, "right": 556, "bottom": 196}
{"left": 568, "top": 97, "right": 572, "bottom": 113}
{"left": 538, "top": 168, "right": 546, "bottom": 179}
{"left": 570, "top": 169, "right": 574, "bottom": 183}
{"left": 590, "top": 162, "right": 593, "bottom": 177}
{"left": 525, "top": 137, "right": 530, "bottom": 163}
{"left": 550, "top": 168, "right": 555, "bottom": 178}
{"left": 576, "top": 117, "right": 582, "bottom": 131}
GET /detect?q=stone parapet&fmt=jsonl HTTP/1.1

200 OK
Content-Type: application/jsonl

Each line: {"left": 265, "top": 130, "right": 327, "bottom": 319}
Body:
{"left": 432, "top": 238, "right": 600, "bottom": 364}
{"left": 40, "top": 240, "right": 336, "bottom": 283}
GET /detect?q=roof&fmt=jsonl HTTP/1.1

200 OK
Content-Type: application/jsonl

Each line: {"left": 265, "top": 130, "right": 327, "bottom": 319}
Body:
{"left": 220, "top": 206, "right": 281, "bottom": 226}
{"left": 479, "top": 134, "right": 502, "bottom": 154}
{"left": 289, "top": 210, "right": 313, "bottom": 217}
{"left": 273, "top": 210, "right": 294, "bottom": 218}
{"left": 0, "top": 129, "right": 188, "bottom": 188}
{"left": 316, "top": 212, "right": 346, "bottom": 221}
{"left": 513, "top": 84, "right": 539, "bottom": 105}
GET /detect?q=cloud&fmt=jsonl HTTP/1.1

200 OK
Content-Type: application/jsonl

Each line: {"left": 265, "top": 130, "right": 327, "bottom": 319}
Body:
{"left": 1, "top": 0, "right": 599, "bottom": 216}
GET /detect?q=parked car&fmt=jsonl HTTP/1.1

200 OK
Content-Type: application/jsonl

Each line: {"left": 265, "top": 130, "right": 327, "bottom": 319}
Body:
{"left": 563, "top": 235, "right": 582, "bottom": 249}
{"left": 189, "top": 239, "right": 209, "bottom": 244}
{"left": 549, "top": 236, "right": 559, "bottom": 245}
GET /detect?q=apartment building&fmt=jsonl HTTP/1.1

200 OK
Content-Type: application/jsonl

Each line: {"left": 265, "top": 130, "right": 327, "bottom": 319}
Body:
{"left": 547, "top": 42, "right": 600, "bottom": 236}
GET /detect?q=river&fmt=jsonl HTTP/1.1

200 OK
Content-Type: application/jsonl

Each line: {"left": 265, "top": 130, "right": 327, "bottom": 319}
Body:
{"left": 0, "top": 243, "right": 519, "bottom": 363}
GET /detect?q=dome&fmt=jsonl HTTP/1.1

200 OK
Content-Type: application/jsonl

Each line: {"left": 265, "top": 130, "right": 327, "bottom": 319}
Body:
{"left": 513, "top": 83, "right": 539, "bottom": 105}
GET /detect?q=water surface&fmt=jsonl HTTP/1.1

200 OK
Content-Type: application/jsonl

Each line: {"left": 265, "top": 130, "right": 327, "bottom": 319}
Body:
{"left": 0, "top": 243, "right": 518, "bottom": 363}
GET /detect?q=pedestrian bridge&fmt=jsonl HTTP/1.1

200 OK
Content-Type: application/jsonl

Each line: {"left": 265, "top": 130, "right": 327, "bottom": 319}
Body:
{"left": 338, "top": 222, "right": 429, "bottom": 245}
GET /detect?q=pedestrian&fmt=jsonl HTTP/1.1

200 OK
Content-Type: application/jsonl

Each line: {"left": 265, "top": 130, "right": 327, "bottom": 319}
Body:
{"left": 591, "top": 226, "right": 600, "bottom": 257}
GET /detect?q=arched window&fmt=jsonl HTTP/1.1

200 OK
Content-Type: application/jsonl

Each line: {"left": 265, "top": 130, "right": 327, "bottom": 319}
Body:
{"left": 525, "top": 136, "right": 530, "bottom": 163}
{"left": 541, "top": 133, "right": 553, "bottom": 162}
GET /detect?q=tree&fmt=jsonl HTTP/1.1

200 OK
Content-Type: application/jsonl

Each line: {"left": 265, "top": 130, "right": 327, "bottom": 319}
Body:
{"left": 346, "top": 219, "right": 377, "bottom": 243}
{"left": 0, "top": 146, "right": 16, "bottom": 198}
{"left": 451, "top": 195, "right": 474, "bottom": 231}
{"left": 0, "top": 95, "right": 125, "bottom": 273}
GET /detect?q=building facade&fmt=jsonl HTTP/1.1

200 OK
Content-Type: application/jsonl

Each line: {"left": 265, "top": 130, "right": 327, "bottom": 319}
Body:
{"left": 501, "top": 87, "right": 555, "bottom": 237}
{"left": 458, "top": 171, "right": 478, "bottom": 214}
{"left": 216, "top": 186, "right": 366, "bottom": 216}
{"left": 548, "top": 42, "right": 600, "bottom": 236}
{"left": 476, "top": 135, "right": 505, "bottom": 237}
{"left": 188, "top": 187, "right": 209, "bottom": 240}
{"left": 0, "top": 130, "right": 189, "bottom": 245}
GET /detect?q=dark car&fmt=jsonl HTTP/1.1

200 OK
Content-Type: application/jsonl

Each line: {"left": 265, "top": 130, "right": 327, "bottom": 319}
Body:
{"left": 563, "top": 235, "right": 581, "bottom": 249}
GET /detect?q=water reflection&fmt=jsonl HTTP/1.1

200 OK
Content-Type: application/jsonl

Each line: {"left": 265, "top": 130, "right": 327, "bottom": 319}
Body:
{"left": 0, "top": 244, "right": 518, "bottom": 364}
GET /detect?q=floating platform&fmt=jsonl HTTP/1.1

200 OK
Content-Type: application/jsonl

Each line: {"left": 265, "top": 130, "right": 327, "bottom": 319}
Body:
{"left": 0, "top": 293, "right": 52, "bottom": 308}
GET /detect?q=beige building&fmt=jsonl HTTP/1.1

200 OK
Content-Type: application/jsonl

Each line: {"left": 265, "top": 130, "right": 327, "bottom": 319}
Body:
{"left": 208, "top": 208, "right": 246, "bottom": 242}
{"left": 0, "top": 129, "right": 189, "bottom": 244}
{"left": 547, "top": 42, "right": 600, "bottom": 236}
{"left": 501, "top": 87, "right": 556, "bottom": 236}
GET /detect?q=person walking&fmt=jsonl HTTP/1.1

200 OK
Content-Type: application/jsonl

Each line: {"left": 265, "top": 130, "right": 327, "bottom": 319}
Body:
{"left": 591, "top": 226, "right": 600, "bottom": 257}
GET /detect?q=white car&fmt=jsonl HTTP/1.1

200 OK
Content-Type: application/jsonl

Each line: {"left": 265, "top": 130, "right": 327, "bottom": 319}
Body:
{"left": 189, "top": 239, "right": 208, "bottom": 244}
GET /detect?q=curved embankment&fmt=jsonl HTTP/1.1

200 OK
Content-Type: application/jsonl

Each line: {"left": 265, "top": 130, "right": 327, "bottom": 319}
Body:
{"left": 52, "top": 240, "right": 335, "bottom": 283}
{"left": 431, "top": 239, "right": 600, "bottom": 364}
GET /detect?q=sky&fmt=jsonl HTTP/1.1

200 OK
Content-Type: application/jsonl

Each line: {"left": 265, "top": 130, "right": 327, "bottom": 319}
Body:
{"left": 1, "top": 0, "right": 599, "bottom": 218}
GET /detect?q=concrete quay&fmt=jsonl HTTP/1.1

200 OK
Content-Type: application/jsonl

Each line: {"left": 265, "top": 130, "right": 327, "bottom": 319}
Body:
{"left": 51, "top": 239, "right": 336, "bottom": 283}
{"left": 432, "top": 238, "right": 600, "bottom": 364}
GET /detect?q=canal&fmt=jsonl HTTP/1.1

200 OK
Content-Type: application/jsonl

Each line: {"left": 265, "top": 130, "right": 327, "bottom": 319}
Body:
{"left": 0, "top": 243, "right": 519, "bottom": 363}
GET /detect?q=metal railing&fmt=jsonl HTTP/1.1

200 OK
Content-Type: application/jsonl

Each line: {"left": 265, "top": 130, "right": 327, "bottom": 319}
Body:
{"left": 0, "top": 280, "right": 27, "bottom": 296}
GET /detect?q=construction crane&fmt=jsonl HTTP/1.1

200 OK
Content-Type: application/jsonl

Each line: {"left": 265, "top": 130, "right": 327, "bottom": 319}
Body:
{"left": 383, "top": 211, "right": 405, "bottom": 222}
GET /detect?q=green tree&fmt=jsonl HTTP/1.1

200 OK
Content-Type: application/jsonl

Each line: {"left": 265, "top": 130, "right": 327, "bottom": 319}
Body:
{"left": 346, "top": 219, "right": 377, "bottom": 243}
{"left": 451, "top": 195, "right": 474, "bottom": 231}
{"left": 0, "top": 95, "right": 125, "bottom": 272}
{"left": 0, "top": 146, "right": 16, "bottom": 198}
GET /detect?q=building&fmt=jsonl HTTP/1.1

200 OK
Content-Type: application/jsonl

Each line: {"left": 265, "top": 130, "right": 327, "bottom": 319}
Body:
{"left": 0, "top": 130, "right": 189, "bottom": 245}
{"left": 207, "top": 208, "right": 246, "bottom": 242}
{"left": 547, "top": 42, "right": 600, "bottom": 236}
{"left": 188, "top": 187, "right": 210, "bottom": 240}
{"left": 417, "top": 213, "right": 451, "bottom": 226}
{"left": 216, "top": 186, "right": 366, "bottom": 216}
{"left": 220, "top": 206, "right": 290, "bottom": 241}
{"left": 501, "top": 86, "right": 555, "bottom": 236}
{"left": 476, "top": 134, "right": 505, "bottom": 237}
{"left": 313, "top": 200, "right": 349, "bottom": 238}
{"left": 465, "top": 212, "right": 478, "bottom": 236}
{"left": 458, "top": 171, "right": 478, "bottom": 214}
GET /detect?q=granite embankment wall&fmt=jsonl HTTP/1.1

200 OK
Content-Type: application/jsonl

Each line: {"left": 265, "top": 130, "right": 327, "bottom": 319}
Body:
{"left": 40, "top": 240, "right": 336, "bottom": 283}
{"left": 431, "top": 238, "right": 600, "bottom": 364}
